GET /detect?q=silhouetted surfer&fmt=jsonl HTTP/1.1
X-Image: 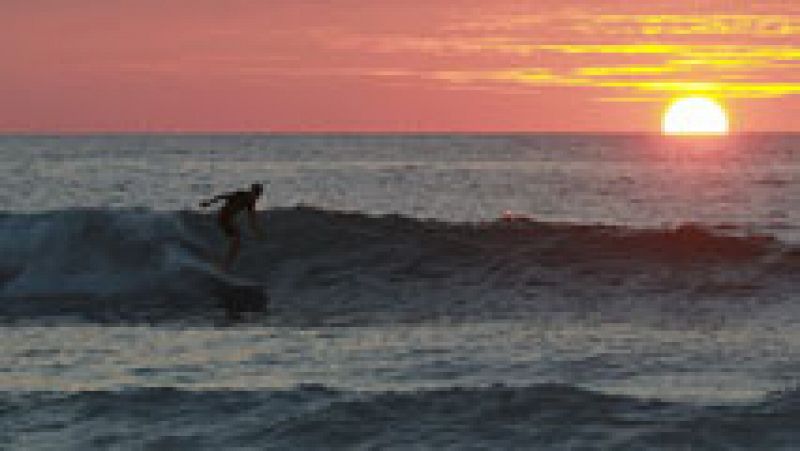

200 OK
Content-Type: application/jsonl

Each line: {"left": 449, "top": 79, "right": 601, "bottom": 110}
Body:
{"left": 200, "top": 183, "right": 264, "bottom": 270}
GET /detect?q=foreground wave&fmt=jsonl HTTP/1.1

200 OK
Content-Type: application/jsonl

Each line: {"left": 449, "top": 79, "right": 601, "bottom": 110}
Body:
{"left": 0, "top": 207, "right": 795, "bottom": 324}
{"left": 2, "top": 383, "right": 798, "bottom": 449}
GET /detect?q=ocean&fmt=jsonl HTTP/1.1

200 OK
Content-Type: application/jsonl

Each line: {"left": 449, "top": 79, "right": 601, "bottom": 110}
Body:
{"left": 1, "top": 134, "right": 798, "bottom": 449}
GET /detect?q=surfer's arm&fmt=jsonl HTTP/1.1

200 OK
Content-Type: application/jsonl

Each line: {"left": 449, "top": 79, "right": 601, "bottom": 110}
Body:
{"left": 199, "top": 193, "right": 233, "bottom": 208}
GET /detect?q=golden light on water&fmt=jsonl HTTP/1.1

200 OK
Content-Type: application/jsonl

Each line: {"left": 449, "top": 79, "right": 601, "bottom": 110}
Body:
{"left": 662, "top": 97, "right": 729, "bottom": 135}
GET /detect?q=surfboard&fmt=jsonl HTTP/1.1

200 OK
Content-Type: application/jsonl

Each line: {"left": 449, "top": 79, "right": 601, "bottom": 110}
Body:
{"left": 181, "top": 254, "right": 269, "bottom": 316}
{"left": 210, "top": 270, "right": 269, "bottom": 316}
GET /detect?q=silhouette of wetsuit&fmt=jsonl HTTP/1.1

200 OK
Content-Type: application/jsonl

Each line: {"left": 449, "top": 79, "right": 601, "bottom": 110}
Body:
{"left": 200, "top": 183, "right": 263, "bottom": 269}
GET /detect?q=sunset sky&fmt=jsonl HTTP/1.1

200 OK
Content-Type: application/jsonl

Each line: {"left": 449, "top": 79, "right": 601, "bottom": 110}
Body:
{"left": 4, "top": 0, "right": 800, "bottom": 132}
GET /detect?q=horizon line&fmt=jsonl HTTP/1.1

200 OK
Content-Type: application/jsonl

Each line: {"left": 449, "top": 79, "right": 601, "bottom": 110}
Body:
{"left": 2, "top": 130, "right": 799, "bottom": 137}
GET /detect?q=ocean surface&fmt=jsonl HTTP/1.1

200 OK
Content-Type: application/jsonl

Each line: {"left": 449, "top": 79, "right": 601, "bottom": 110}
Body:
{"left": 1, "top": 134, "right": 798, "bottom": 449}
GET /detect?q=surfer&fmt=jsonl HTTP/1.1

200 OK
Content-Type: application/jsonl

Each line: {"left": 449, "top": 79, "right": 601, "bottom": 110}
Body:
{"left": 199, "top": 183, "right": 264, "bottom": 270}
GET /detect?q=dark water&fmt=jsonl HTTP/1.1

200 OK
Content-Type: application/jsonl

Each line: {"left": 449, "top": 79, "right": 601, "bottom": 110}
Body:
{"left": 3, "top": 385, "right": 799, "bottom": 449}
{"left": 1, "top": 135, "right": 799, "bottom": 449}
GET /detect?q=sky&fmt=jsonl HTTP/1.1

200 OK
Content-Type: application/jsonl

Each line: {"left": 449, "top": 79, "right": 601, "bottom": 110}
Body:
{"left": 3, "top": 0, "right": 800, "bottom": 132}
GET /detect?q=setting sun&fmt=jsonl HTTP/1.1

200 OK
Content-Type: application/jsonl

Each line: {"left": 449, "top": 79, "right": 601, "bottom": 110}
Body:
{"left": 662, "top": 97, "right": 729, "bottom": 135}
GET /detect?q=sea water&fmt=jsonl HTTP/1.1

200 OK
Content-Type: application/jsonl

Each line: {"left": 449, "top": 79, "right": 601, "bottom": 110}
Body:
{"left": 1, "top": 134, "right": 798, "bottom": 449}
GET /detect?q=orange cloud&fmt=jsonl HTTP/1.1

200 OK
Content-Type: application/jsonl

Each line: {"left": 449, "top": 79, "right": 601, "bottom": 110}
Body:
{"left": 317, "top": 14, "right": 800, "bottom": 102}
{"left": 572, "top": 14, "right": 800, "bottom": 37}
{"left": 446, "top": 12, "right": 800, "bottom": 37}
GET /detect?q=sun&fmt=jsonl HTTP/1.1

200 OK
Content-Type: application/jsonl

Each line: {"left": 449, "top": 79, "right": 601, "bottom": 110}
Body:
{"left": 662, "top": 97, "right": 729, "bottom": 135}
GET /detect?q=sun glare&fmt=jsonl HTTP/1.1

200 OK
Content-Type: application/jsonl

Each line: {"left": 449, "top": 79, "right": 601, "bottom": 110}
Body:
{"left": 662, "top": 97, "right": 729, "bottom": 135}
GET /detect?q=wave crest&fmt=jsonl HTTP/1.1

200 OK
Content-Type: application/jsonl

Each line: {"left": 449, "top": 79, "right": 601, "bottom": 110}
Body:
{"left": 4, "top": 384, "right": 798, "bottom": 448}
{"left": 0, "top": 207, "right": 793, "bottom": 323}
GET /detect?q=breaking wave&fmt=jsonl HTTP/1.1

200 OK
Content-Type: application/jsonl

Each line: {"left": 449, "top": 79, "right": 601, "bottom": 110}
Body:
{"left": 0, "top": 207, "right": 795, "bottom": 324}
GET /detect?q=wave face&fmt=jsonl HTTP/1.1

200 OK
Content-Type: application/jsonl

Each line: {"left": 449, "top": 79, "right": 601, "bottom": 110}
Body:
{"left": 0, "top": 207, "right": 796, "bottom": 324}
{"left": 2, "top": 384, "right": 798, "bottom": 449}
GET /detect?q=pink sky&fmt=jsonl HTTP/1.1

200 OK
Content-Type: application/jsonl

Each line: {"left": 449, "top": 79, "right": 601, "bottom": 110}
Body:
{"left": 3, "top": 0, "right": 800, "bottom": 132}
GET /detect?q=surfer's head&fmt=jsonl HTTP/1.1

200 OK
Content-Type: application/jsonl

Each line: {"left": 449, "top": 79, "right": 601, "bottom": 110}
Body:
{"left": 251, "top": 183, "right": 264, "bottom": 196}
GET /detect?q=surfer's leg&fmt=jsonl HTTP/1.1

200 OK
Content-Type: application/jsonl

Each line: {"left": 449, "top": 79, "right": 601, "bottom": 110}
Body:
{"left": 218, "top": 215, "right": 240, "bottom": 270}
{"left": 222, "top": 233, "right": 240, "bottom": 270}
